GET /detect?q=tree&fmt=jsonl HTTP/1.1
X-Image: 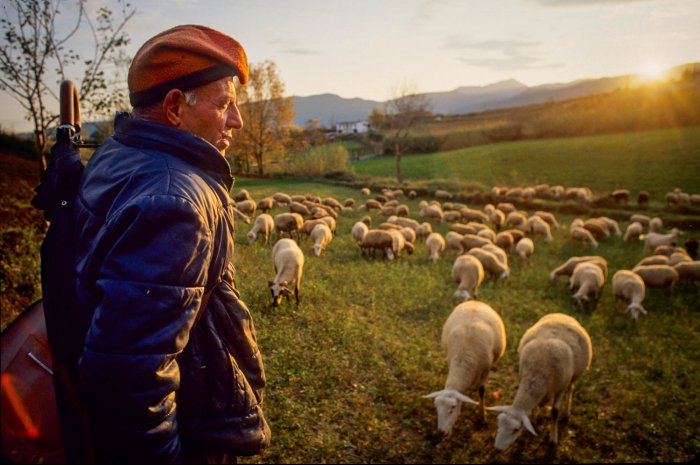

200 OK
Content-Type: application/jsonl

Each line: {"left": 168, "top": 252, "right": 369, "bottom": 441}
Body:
{"left": 383, "top": 82, "right": 431, "bottom": 183}
{"left": 0, "top": 0, "right": 136, "bottom": 174}
{"left": 229, "top": 60, "right": 295, "bottom": 176}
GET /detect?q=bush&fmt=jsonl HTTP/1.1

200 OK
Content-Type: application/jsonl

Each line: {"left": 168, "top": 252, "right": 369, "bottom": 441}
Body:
{"left": 282, "top": 144, "right": 350, "bottom": 177}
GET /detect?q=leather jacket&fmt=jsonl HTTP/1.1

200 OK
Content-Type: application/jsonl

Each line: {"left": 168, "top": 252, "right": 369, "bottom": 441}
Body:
{"left": 73, "top": 113, "right": 269, "bottom": 463}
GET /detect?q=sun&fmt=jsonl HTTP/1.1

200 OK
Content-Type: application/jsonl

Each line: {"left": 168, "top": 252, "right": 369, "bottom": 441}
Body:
{"left": 639, "top": 61, "right": 668, "bottom": 81}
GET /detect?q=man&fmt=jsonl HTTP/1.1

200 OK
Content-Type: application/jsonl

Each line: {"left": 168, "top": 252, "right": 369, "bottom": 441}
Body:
{"left": 72, "top": 25, "right": 270, "bottom": 463}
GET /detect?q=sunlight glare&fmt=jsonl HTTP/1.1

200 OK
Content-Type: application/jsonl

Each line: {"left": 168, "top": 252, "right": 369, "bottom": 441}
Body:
{"left": 639, "top": 61, "right": 667, "bottom": 81}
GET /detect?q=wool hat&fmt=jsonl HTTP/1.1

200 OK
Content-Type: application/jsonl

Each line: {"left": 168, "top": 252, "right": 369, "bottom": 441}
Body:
{"left": 128, "top": 24, "right": 248, "bottom": 107}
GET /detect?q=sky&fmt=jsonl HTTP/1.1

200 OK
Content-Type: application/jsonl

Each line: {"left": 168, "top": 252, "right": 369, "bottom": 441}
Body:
{"left": 2, "top": 0, "right": 699, "bottom": 132}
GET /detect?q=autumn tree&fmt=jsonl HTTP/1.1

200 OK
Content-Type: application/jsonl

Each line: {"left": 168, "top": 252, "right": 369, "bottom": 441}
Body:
{"left": 383, "top": 82, "right": 431, "bottom": 183}
{"left": 230, "top": 60, "right": 295, "bottom": 176}
{"left": 0, "top": 0, "right": 136, "bottom": 173}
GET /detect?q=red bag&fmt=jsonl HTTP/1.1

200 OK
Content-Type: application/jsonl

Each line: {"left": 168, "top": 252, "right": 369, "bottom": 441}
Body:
{"left": 1, "top": 300, "right": 67, "bottom": 464}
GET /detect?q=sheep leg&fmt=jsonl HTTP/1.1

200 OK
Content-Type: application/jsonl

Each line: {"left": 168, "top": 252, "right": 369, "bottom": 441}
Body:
{"left": 478, "top": 384, "right": 486, "bottom": 422}
{"left": 295, "top": 283, "right": 300, "bottom": 306}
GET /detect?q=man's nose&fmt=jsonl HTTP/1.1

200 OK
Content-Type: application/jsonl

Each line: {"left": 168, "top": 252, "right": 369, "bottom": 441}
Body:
{"left": 227, "top": 103, "right": 243, "bottom": 130}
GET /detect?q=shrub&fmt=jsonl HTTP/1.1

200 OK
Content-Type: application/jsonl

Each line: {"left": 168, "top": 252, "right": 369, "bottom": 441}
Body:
{"left": 282, "top": 144, "right": 350, "bottom": 177}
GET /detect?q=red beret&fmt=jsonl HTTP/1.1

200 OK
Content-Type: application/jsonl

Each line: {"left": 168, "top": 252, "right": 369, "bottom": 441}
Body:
{"left": 128, "top": 24, "right": 248, "bottom": 107}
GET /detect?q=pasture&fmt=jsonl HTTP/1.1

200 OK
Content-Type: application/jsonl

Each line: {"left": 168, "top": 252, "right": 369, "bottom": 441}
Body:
{"left": 350, "top": 126, "right": 700, "bottom": 196}
{"left": 230, "top": 180, "right": 699, "bottom": 464}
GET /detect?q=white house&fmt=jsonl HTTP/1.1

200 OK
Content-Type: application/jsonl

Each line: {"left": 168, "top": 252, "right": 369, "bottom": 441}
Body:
{"left": 335, "top": 120, "right": 370, "bottom": 134}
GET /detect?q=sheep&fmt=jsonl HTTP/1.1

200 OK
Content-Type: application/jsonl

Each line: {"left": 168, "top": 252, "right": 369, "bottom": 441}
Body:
{"left": 460, "top": 234, "right": 493, "bottom": 253}
{"left": 256, "top": 197, "right": 275, "bottom": 213}
{"left": 482, "top": 244, "right": 509, "bottom": 270}
{"left": 269, "top": 238, "right": 304, "bottom": 306}
{"left": 289, "top": 201, "right": 311, "bottom": 217}
{"left": 233, "top": 188, "right": 253, "bottom": 202}
{"left": 516, "top": 237, "right": 535, "bottom": 264}
{"left": 363, "top": 199, "right": 382, "bottom": 211}
{"left": 231, "top": 205, "right": 251, "bottom": 225}
{"left": 351, "top": 221, "right": 369, "bottom": 244}
{"left": 451, "top": 254, "right": 485, "bottom": 302}
{"left": 505, "top": 211, "right": 528, "bottom": 230}
{"left": 598, "top": 216, "right": 621, "bottom": 237}
{"left": 570, "top": 227, "right": 599, "bottom": 249}
{"left": 635, "top": 255, "right": 670, "bottom": 267}
{"left": 344, "top": 198, "right": 356, "bottom": 208}
{"left": 360, "top": 215, "right": 372, "bottom": 227}
{"left": 378, "top": 222, "right": 403, "bottom": 231}
{"left": 496, "top": 202, "right": 516, "bottom": 214}
{"left": 610, "top": 189, "right": 630, "bottom": 204}
{"left": 489, "top": 313, "right": 592, "bottom": 450}
{"left": 445, "top": 231, "right": 465, "bottom": 254}
{"left": 647, "top": 217, "right": 663, "bottom": 233}
{"left": 388, "top": 229, "right": 414, "bottom": 258}
{"left": 247, "top": 213, "right": 274, "bottom": 245}
{"left": 400, "top": 227, "right": 416, "bottom": 245}
{"left": 632, "top": 265, "right": 679, "bottom": 291}
{"left": 653, "top": 245, "right": 678, "bottom": 257}
{"left": 378, "top": 205, "right": 398, "bottom": 217}
{"left": 273, "top": 192, "right": 292, "bottom": 206}
{"left": 624, "top": 221, "right": 643, "bottom": 242}
{"left": 665, "top": 191, "right": 679, "bottom": 206}
{"left": 477, "top": 227, "right": 497, "bottom": 243}
{"left": 629, "top": 214, "right": 651, "bottom": 226}
{"left": 612, "top": 270, "right": 647, "bottom": 322}
{"left": 674, "top": 261, "right": 700, "bottom": 285}
{"left": 570, "top": 262, "right": 605, "bottom": 310}
{"left": 533, "top": 211, "right": 559, "bottom": 230}
{"left": 441, "top": 210, "right": 462, "bottom": 223}
{"left": 421, "top": 204, "right": 444, "bottom": 221}
{"left": 310, "top": 223, "right": 333, "bottom": 257}
{"left": 396, "top": 204, "right": 410, "bottom": 217}
{"left": 387, "top": 216, "right": 419, "bottom": 230}
{"left": 583, "top": 218, "right": 610, "bottom": 240}
{"left": 569, "top": 218, "right": 584, "bottom": 231}
{"left": 274, "top": 212, "right": 304, "bottom": 242}
{"left": 637, "top": 190, "right": 650, "bottom": 207}
{"left": 528, "top": 216, "right": 553, "bottom": 242}
{"left": 426, "top": 232, "right": 446, "bottom": 263}
{"left": 495, "top": 231, "right": 515, "bottom": 252}
{"left": 550, "top": 256, "right": 608, "bottom": 283}
{"left": 468, "top": 247, "right": 510, "bottom": 281}
{"left": 360, "top": 229, "right": 395, "bottom": 259}
{"left": 408, "top": 189, "right": 417, "bottom": 199}
{"left": 640, "top": 228, "right": 681, "bottom": 255}
{"left": 361, "top": 187, "right": 371, "bottom": 196}
{"left": 450, "top": 223, "right": 479, "bottom": 236}
{"left": 503, "top": 228, "right": 525, "bottom": 244}
{"left": 435, "top": 189, "right": 453, "bottom": 201}
{"left": 322, "top": 197, "right": 344, "bottom": 211}
{"left": 424, "top": 301, "right": 506, "bottom": 433}
{"left": 415, "top": 222, "right": 433, "bottom": 241}
{"left": 490, "top": 209, "right": 506, "bottom": 230}
{"left": 668, "top": 251, "right": 691, "bottom": 267}
{"left": 461, "top": 208, "right": 489, "bottom": 224}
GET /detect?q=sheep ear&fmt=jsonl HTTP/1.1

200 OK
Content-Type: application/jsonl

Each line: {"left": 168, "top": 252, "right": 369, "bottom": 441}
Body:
{"left": 454, "top": 392, "right": 478, "bottom": 405}
{"left": 423, "top": 390, "right": 445, "bottom": 399}
{"left": 521, "top": 412, "right": 537, "bottom": 436}
{"left": 486, "top": 405, "right": 510, "bottom": 412}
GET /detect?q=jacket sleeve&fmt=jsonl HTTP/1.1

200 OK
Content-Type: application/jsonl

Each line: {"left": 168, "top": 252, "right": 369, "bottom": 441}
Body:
{"left": 78, "top": 194, "right": 212, "bottom": 464}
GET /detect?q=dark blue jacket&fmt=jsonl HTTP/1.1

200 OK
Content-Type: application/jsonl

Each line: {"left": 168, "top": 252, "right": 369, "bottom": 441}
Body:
{"left": 73, "top": 114, "right": 269, "bottom": 463}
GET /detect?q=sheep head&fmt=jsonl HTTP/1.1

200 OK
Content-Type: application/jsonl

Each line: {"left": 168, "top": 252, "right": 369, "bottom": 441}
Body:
{"left": 423, "top": 388, "right": 477, "bottom": 435}
{"left": 487, "top": 405, "right": 537, "bottom": 451}
{"left": 269, "top": 280, "right": 293, "bottom": 307}
{"left": 627, "top": 303, "right": 648, "bottom": 323}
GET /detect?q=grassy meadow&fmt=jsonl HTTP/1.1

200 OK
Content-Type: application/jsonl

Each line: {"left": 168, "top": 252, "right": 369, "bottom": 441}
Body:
{"left": 350, "top": 126, "right": 700, "bottom": 196}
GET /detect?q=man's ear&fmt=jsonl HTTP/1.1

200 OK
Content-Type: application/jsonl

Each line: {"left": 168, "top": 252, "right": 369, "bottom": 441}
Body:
{"left": 163, "top": 88, "right": 186, "bottom": 127}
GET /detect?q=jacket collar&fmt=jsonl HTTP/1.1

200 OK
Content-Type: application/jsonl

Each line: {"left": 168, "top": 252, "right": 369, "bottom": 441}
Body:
{"left": 112, "top": 112, "right": 234, "bottom": 190}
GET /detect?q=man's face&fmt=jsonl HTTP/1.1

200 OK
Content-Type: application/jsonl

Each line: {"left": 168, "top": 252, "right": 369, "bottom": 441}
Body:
{"left": 179, "top": 77, "right": 243, "bottom": 155}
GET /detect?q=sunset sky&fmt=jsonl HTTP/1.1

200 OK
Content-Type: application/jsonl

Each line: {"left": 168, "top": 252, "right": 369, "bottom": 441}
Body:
{"left": 1, "top": 0, "right": 699, "bottom": 132}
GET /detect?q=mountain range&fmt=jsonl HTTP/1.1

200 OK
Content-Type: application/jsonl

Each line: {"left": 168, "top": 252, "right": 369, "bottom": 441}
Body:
{"left": 292, "top": 62, "right": 699, "bottom": 127}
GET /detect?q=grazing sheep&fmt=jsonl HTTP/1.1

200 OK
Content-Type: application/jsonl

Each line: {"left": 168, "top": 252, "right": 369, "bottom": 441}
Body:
{"left": 351, "top": 221, "right": 369, "bottom": 244}
{"left": 482, "top": 244, "right": 509, "bottom": 270}
{"left": 421, "top": 204, "right": 444, "bottom": 221}
{"left": 629, "top": 214, "right": 651, "bottom": 226}
{"left": 598, "top": 216, "right": 621, "bottom": 237}
{"left": 424, "top": 301, "right": 506, "bottom": 432}
{"left": 528, "top": 216, "right": 553, "bottom": 242}
{"left": 361, "top": 187, "right": 371, "bottom": 196}
{"left": 635, "top": 255, "right": 670, "bottom": 267}
{"left": 665, "top": 191, "right": 679, "bottom": 206}
{"left": 669, "top": 251, "right": 691, "bottom": 267}
{"left": 583, "top": 218, "right": 610, "bottom": 240}
{"left": 570, "top": 262, "right": 605, "bottom": 310}
{"left": 477, "top": 227, "right": 497, "bottom": 243}
{"left": 673, "top": 261, "right": 700, "bottom": 285}
{"left": 426, "top": 232, "right": 446, "bottom": 263}
{"left": 232, "top": 205, "right": 252, "bottom": 225}
{"left": 496, "top": 202, "right": 516, "bottom": 214}
{"left": 489, "top": 313, "right": 592, "bottom": 450}
{"left": 378, "top": 222, "right": 403, "bottom": 231}
{"left": 441, "top": 210, "right": 462, "bottom": 223}
{"left": 290, "top": 201, "right": 311, "bottom": 217}
{"left": 468, "top": 247, "right": 510, "bottom": 281}
{"left": 256, "top": 197, "right": 275, "bottom": 213}
{"left": 363, "top": 199, "right": 382, "bottom": 211}
{"left": 360, "top": 229, "right": 395, "bottom": 259}
{"left": 399, "top": 227, "right": 416, "bottom": 244}
{"left": 569, "top": 218, "right": 584, "bottom": 231}
{"left": 461, "top": 208, "right": 489, "bottom": 224}
{"left": 273, "top": 192, "right": 292, "bottom": 206}
{"left": 648, "top": 217, "right": 663, "bottom": 233}
{"left": 624, "top": 221, "right": 644, "bottom": 242}
{"left": 360, "top": 215, "right": 372, "bottom": 227}
{"left": 344, "top": 198, "right": 356, "bottom": 208}
{"left": 550, "top": 256, "right": 608, "bottom": 283}
{"left": 503, "top": 229, "right": 525, "bottom": 244}
{"left": 612, "top": 270, "right": 647, "bottom": 322}
{"left": 533, "top": 211, "right": 560, "bottom": 230}
{"left": 495, "top": 231, "right": 515, "bottom": 252}
{"left": 450, "top": 223, "right": 479, "bottom": 236}
{"left": 247, "top": 213, "right": 274, "bottom": 245}
{"left": 388, "top": 229, "right": 413, "bottom": 258}
{"left": 684, "top": 237, "right": 699, "bottom": 259}
{"left": 269, "top": 238, "right": 304, "bottom": 306}
{"left": 416, "top": 222, "right": 433, "bottom": 241}
{"left": 236, "top": 199, "right": 257, "bottom": 217}
{"left": 570, "top": 227, "right": 599, "bottom": 249}
{"left": 640, "top": 228, "right": 681, "bottom": 255}
{"left": 322, "top": 197, "right": 343, "bottom": 211}
{"left": 637, "top": 191, "right": 650, "bottom": 207}
{"left": 396, "top": 204, "right": 410, "bottom": 217}
{"left": 460, "top": 234, "right": 493, "bottom": 253}
{"left": 388, "top": 216, "right": 419, "bottom": 230}
{"left": 445, "top": 231, "right": 465, "bottom": 254}
{"left": 310, "top": 223, "right": 333, "bottom": 257}
{"left": 451, "top": 255, "right": 485, "bottom": 302}
{"left": 408, "top": 189, "right": 417, "bottom": 199}
{"left": 233, "top": 188, "right": 253, "bottom": 202}
{"left": 632, "top": 265, "right": 679, "bottom": 291}
{"left": 505, "top": 211, "right": 528, "bottom": 230}
{"left": 652, "top": 245, "right": 677, "bottom": 257}
{"left": 378, "top": 205, "right": 398, "bottom": 217}
{"left": 490, "top": 209, "right": 506, "bottom": 230}
{"left": 435, "top": 189, "right": 453, "bottom": 201}
{"left": 610, "top": 189, "right": 630, "bottom": 204}
{"left": 516, "top": 237, "right": 535, "bottom": 264}
{"left": 299, "top": 218, "right": 329, "bottom": 239}
{"left": 274, "top": 212, "right": 304, "bottom": 241}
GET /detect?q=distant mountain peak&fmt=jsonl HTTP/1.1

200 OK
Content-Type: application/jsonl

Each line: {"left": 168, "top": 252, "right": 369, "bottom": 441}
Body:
{"left": 455, "top": 79, "right": 527, "bottom": 94}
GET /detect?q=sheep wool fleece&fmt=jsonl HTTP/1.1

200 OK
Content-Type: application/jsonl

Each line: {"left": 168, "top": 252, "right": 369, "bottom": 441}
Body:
{"left": 73, "top": 113, "right": 269, "bottom": 463}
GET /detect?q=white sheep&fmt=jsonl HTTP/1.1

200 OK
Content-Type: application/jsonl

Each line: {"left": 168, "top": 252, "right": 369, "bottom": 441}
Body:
{"left": 674, "top": 260, "right": 700, "bottom": 285}
{"left": 269, "top": 238, "right": 304, "bottom": 306}
{"left": 388, "top": 229, "right": 414, "bottom": 258}
{"left": 452, "top": 255, "right": 485, "bottom": 301}
{"left": 528, "top": 215, "right": 553, "bottom": 242}
{"left": 415, "top": 222, "right": 433, "bottom": 241}
{"left": 445, "top": 231, "right": 465, "bottom": 254}
{"left": 550, "top": 256, "right": 608, "bottom": 283}
{"left": 632, "top": 265, "right": 679, "bottom": 291}
{"left": 246, "top": 213, "right": 274, "bottom": 245}
{"left": 570, "top": 226, "right": 599, "bottom": 249}
{"left": 310, "top": 223, "right": 333, "bottom": 257}
{"left": 273, "top": 212, "right": 304, "bottom": 241}
{"left": 612, "top": 270, "right": 647, "bottom": 322}
{"left": 360, "top": 229, "right": 395, "bottom": 259}
{"left": 426, "top": 232, "right": 446, "bottom": 263}
{"left": 400, "top": 227, "right": 416, "bottom": 244}
{"left": 424, "top": 301, "right": 506, "bottom": 433}
{"left": 533, "top": 211, "right": 560, "bottom": 230}
{"left": 489, "top": 313, "right": 592, "bottom": 450}
{"left": 351, "top": 221, "right": 369, "bottom": 244}
{"left": 648, "top": 217, "right": 663, "bottom": 233}
{"left": 640, "top": 228, "right": 681, "bottom": 255}
{"left": 570, "top": 262, "right": 605, "bottom": 310}
{"left": 598, "top": 216, "right": 621, "bottom": 237}
{"left": 515, "top": 237, "right": 535, "bottom": 264}
{"left": 624, "top": 221, "right": 644, "bottom": 242}
{"left": 635, "top": 255, "right": 670, "bottom": 267}
{"left": 468, "top": 247, "right": 510, "bottom": 281}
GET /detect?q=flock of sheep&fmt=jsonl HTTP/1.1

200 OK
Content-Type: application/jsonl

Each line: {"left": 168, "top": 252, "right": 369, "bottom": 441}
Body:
{"left": 232, "top": 184, "right": 699, "bottom": 452}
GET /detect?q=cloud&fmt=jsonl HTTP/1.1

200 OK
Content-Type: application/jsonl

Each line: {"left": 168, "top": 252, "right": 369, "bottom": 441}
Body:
{"left": 442, "top": 36, "right": 564, "bottom": 71}
{"left": 268, "top": 39, "right": 319, "bottom": 56}
{"left": 413, "top": 0, "right": 460, "bottom": 22}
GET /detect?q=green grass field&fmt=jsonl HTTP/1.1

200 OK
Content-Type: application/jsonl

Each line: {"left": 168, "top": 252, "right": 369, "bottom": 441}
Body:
{"left": 350, "top": 127, "right": 700, "bottom": 196}
{"left": 223, "top": 180, "right": 699, "bottom": 463}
